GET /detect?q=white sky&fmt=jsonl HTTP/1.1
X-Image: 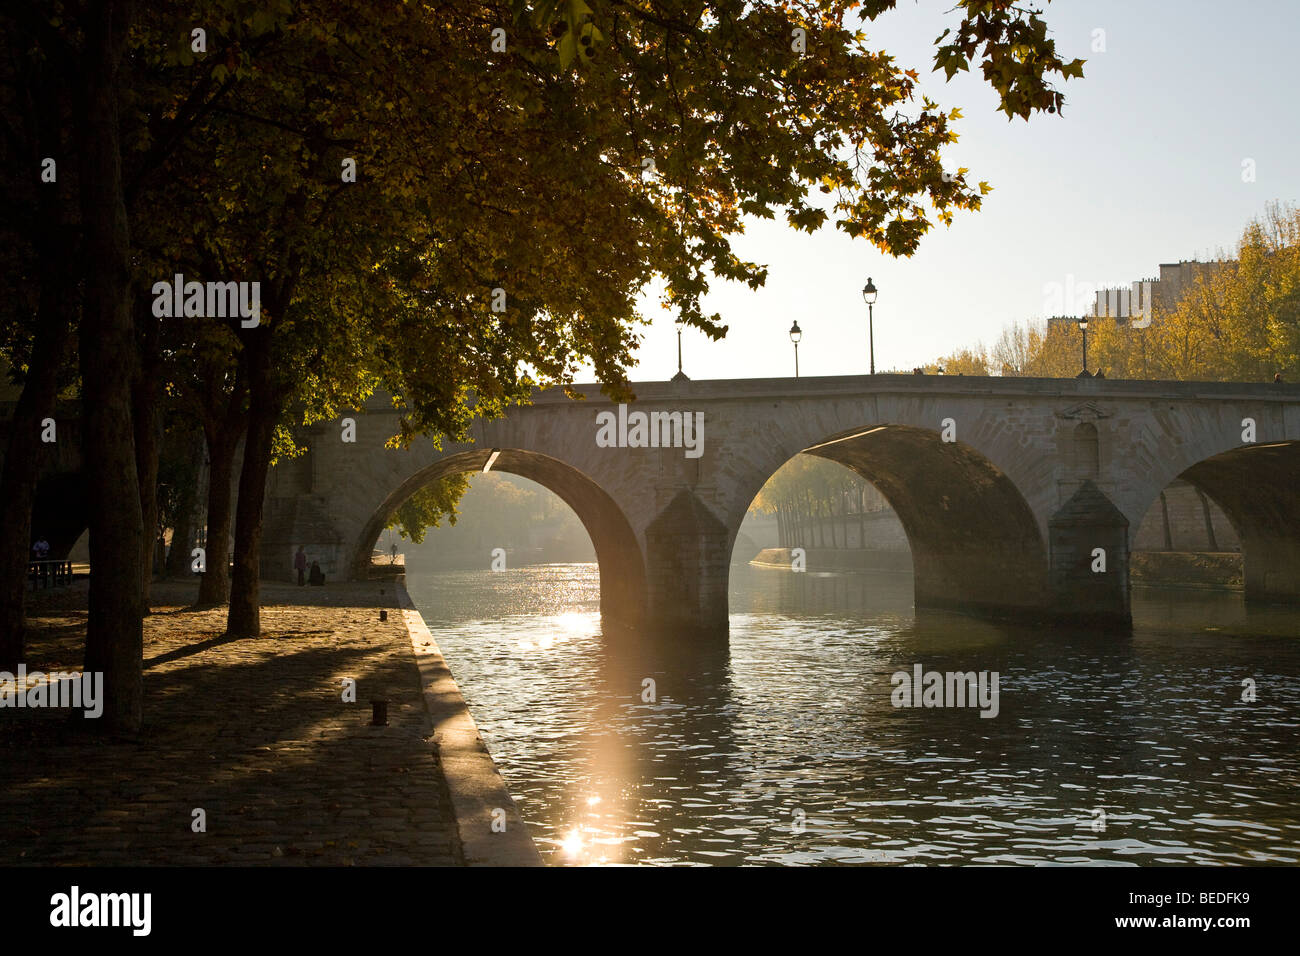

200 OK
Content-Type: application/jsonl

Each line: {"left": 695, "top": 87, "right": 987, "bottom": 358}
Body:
{"left": 586, "top": 0, "right": 1300, "bottom": 382}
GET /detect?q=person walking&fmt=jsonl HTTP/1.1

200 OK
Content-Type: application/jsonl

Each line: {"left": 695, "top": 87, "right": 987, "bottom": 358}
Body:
{"left": 294, "top": 545, "right": 308, "bottom": 586}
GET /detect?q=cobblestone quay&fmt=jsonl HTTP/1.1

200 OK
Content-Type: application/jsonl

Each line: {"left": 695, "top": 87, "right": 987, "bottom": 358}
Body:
{"left": 0, "top": 578, "right": 465, "bottom": 866}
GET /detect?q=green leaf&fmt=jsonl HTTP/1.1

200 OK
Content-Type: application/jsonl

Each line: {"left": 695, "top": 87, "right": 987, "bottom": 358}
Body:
{"left": 558, "top": 31, "right": 577, "bottom": 68}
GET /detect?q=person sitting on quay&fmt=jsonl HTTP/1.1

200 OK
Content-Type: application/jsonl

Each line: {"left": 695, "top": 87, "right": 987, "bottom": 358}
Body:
{"left": 309, "top": 560, "right": 326, "bottom": 586}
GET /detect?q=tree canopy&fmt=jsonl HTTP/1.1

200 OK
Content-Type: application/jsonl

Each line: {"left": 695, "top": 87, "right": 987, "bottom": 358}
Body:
{"left": 0, "top": 0, "right": 1083, "bottom": 726}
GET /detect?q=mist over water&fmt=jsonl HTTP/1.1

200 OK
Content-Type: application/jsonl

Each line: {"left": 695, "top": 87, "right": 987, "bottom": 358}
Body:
{"left": 404, "top": 559, "right": 1300, "bottom": 866}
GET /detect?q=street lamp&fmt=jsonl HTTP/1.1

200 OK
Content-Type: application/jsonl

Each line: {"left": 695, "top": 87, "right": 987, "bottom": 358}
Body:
{"left": 672, "top": 320, "right": 689, "bottom": 382}
{"left": 862, "top": 277, "right": 878, "bottom": 375}
{"left": 789, "top": 320, "right": 802, "bottom": 377}
{"left": 1077, "top": 315, "right": 1091, "bottom": 378}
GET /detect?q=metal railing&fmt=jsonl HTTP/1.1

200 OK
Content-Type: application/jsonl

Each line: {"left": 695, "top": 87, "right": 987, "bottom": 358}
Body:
{"left": 28, "top": 559, "right": 74, "bottom": 589}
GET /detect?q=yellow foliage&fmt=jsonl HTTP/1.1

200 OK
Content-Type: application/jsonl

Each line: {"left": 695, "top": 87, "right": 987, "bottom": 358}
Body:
{"left": 976, "top": 204, "right": 1300, "bottom": 382}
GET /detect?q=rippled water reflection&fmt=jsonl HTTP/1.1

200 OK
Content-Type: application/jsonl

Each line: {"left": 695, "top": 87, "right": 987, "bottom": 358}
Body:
{"left": 405, "top": 560, "right": 1300, "bottom": 866}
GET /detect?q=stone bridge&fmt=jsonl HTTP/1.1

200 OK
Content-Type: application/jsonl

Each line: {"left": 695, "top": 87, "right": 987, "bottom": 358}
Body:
{"left": 263, "top": 375, "right": 1300, "bottom": 636}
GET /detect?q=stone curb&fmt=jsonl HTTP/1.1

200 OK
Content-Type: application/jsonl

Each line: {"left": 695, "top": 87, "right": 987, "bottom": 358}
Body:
{"left": 395, "top": 577, "right": 544, "bottom": 867}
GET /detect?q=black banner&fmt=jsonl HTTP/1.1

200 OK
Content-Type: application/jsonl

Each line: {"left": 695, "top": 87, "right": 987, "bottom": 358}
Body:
{"left": 6, "top": 865, "right": 1282, "bottom": 942}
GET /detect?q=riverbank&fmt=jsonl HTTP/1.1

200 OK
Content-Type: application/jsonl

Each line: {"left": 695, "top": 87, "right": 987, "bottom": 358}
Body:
{"left": 1130, "top": 550, "right": 1243, "bottom": 589}
{"left": 750, "top": 546, "right": 1243, "bottom": 589}
{"left": 750, "top": 547, "right": 912, "bottom": 573}
{"left": 0, "top": 577, "right": 537, "bottom": 866}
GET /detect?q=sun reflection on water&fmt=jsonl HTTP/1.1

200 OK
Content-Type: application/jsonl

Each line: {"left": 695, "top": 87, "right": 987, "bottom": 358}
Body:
{"left": 516, "top": 611, "right": 599, "bottom": 651}
{"left": 560, "top": 827, "right": 585, "bottom": 858}
{"left": 410, "top": 563, "right": 1300, "bottom": 866}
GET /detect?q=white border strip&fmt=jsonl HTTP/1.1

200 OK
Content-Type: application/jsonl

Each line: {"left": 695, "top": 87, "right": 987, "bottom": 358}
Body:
{"left": 396, "top": 578, "right": 543, "bottom": 867}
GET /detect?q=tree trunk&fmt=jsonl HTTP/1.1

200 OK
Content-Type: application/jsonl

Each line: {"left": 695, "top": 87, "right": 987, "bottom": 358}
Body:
{"left": 226, "top": 337, "right": 278, "bottom": 637}
{"left": 1197, "top": 488, "right": 1219, "bottom": 552}
{"left": 133, "top": 346, "right": 161, "bottom": 608}
{"left": 197, "top": 421, "right": 238, "bottom": 604}
{"left": 856, "top": 487, "right": 865, "bottom": 549}
{"left": 0, "top": 53, "right": 75, "bottom": 671}
{"left": 0, "top": 245, "right": 73, "bottom": 670}
{"left": 166, "top": 503, "right": 193, "bottom": 578}
{"left": 1159, "top": 491, "right": 1173, "bottom": 551}
{"left": 164, "top": 430, "right": 204, "bottom": 578}
{"left": 76, "top": 0, "right": 144, "bottom": 733}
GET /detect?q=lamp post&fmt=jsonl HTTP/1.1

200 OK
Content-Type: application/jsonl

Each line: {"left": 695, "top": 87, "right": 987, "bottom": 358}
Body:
{"left": 862, "top": 277, "right": 878, "bottom": 375}
{"left": 1077, "top": 315, "right": 1091, "bottom": 377}
{"left": 671, "top": 321, "right": 689, "bottom": 382}
{"left": 789, "top": 320, "right": 802, "bottom": 377}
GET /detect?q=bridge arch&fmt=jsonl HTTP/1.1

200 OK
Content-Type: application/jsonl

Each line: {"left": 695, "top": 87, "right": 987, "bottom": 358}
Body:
{"left": 352, "top": 448, "right": 646, "bottom": 630}
{"left": 729, "top": 423, "right": 1051, "bottom": 622}
{"left": 1145, "top": 440, "right": 1300, "bottom": 603}
{"left": 1112, "top": 401, "right": 1300, "bottom": 607}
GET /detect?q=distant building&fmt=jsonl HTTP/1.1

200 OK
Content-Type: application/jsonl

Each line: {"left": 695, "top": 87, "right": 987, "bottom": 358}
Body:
{"left": 1092, "top": 260, "right": 1231, "bottom": 327}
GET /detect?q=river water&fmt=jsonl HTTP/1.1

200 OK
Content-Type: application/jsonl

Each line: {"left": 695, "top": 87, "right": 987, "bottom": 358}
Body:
{"left": 404, "top": 560, "right": 1300, "bottom": 866}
